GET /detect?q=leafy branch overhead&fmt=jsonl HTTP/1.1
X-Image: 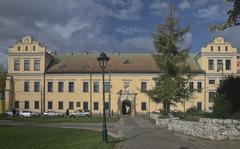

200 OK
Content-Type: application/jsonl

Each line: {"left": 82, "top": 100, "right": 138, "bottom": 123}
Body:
{"left": 209, "top": 0, "right": 240, "bottom": 31}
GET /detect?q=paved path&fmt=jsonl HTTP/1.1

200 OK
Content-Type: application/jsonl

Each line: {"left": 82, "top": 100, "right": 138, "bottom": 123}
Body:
{"left": 1, "top": 117, "right": 240, "bottom": 149}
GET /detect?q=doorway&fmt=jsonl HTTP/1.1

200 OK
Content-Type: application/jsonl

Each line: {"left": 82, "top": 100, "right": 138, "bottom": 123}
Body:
{"left": 122, "top": 100, "right": 131, "bottom": 115}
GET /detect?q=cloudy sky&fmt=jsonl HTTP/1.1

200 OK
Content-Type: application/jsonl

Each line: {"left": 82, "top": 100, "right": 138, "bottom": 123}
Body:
{"left": 0, "top": 0, "right": 239, "bottom": 64}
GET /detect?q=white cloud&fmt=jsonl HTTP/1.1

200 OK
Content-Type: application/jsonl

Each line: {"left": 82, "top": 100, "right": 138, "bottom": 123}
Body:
{"left": 149, "top": 1, "right": 169, "bottom": 17}
{"left": 182, "top": 32, "right": 193, "bottom": 49}
{"left": 179, "top": 0, "right": 191, "bottom": 11}
{"left": 193, "top": 0, "right": 209, "bottom": 7}
{"left": 194, "top": 5, "right": 223, "bottom": 22}
{"left": 0, "top": 52, "right": 7, "bottom": 65}
{"left": 115, "top": 26, "right": 149, "bottom": 35}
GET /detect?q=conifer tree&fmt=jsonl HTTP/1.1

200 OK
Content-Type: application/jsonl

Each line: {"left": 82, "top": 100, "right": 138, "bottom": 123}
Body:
{"left": 147, "top": 5, "right": 191, "bottom": 114}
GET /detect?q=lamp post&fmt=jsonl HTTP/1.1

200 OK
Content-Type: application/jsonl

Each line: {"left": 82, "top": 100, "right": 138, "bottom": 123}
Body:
{"left": 97, "top": 52, "right": 109, "bottom": 143}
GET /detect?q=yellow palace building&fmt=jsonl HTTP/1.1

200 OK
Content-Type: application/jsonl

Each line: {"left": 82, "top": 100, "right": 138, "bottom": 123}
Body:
{"left": 4, "top": 36, "right": 239, "bottom": 115}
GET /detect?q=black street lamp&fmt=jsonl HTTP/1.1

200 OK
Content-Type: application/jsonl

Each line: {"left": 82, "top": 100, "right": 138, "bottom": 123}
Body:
{"left": 97, "top": 52, "right": 110, "bottom": 143}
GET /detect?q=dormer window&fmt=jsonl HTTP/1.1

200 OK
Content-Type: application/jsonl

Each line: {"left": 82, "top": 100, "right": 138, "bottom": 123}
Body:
{"left": 218, "top": 46, "right": 221, "bottom": 51}
{"left": 225, "top": 46, "right": 228, "bottom": 51}
{"left": 33, "top": 46, "right": 36, "bottom": 51}
{"left": 211, "top": 46, "right": 213, "bottom": 51}
{"left": 18, "top": 46, "right": 21, "bottom": 51}
{"left": 25, "top": 46, "right": 28, "bottom": 51}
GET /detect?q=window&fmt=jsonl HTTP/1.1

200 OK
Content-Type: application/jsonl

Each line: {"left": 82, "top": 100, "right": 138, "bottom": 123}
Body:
{"left": 141, "top": 82, "right": 147, "bottom": 92}
{"left": 197, "top": 102, "right": 202, "bottom": 111}
{"left": 226, "top": 60, "right": 231, "bottom": 70}
{"left": 225, "top": 46, "right": 228, "bottom": 51}
{"left": 209, "top": 106, "right": 213, "bottom": 111}
{"left": 69, "top": 101, "right": 74, "bottom": 110}
{"left": 93, "top": 82, "right": 99, "bottom": 93}
{"left": 24, "top": 60, "right": 30, "bottom": 71}
{"left": 33, "top": 46, "right": 36, "bottom": 51}
{"left": 58, "top": 101, "right": 63, "bottom": 110}
{"left": 141, "top": 102, "right": 147, "bottom": 111}
{"left": 48, "top": 82, "right": 53, "bottom": 92}
{"left": 83, "top": 82, "right": 89, "bottom": 92}
{"left": 104, "top": 102, "right": 109, "bottom": 110}
{"left": 210, "top": 46, "right": 213, "bottom": 51}
{"left": 209, "top": 92, "right": 216, "bottom": 102}
{"left": 197, "top": 82, "right": 202, "bottom": 93}
{"left": 15, "top": 101, "right": 19, "bottom": 109}
{"left": 83, "top": 102, "right": 88, "bottom": 110}
{"left": 217, "top": 60, "right": 223, "bottom": 70}
{"left": 69, "top": 82, "right": 74, "bottom": 92}
{"left": 94, "top": 102, "right": 99, "bottom": 110}
{"left": 25, "top": 46, "right": 28, "bottom": 51}
{"left": 24, "top": 82, "right": 30, "bottom": 92}
{"left": 34, "top": 101, "right": 39, "bottom": 109}
{"left": 58, "top": 82, "right": 64, "bottom": 92}
{"left": 208, "top": 59, "right": 214, "bottom": 70}
{"left": 18, "top": 46, "right": 21, "bottom": 51}
{"left": 76, "top": 102, "right": 80, "bottom": 107}
{"left": 48, "top": 101, "right": 52, "bottom": 109}
{"left": 24, "top": 101, "right": 29, "bottom": 109}
{"left": 34, "top": 82, "right": 40, "bottom": 92}
{"left": 34, "top": 60, "right": 40, "bottom": 71}
{"left": 218, "top": 46, "right": 221, "bottom": 51}
{"left": 209, "top": 80, "right": 215, "bottom": 84}
{"left": 189, "top": 82, "right": 194, "bottom": 92}
{"left": 14, "top": 60, "right": 20, "bottom": 71}
{"left": 104, "top": 82, "right": 110, "bottom": 93}
{"left": 124, "top": 81, "right": 130, "bottom": 89}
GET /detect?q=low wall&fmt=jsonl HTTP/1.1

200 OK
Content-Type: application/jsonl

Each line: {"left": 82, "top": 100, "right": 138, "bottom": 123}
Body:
{"left": 168, "top": 118, "right": 240, "bottom": 140}
{"left": 150, "top": 113, "right": 179, "bottom": 126}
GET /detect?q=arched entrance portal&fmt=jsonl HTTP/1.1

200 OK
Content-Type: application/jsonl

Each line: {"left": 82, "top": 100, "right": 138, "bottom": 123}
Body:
{"left": 122, "top": 100, "right": 131, "bottom": 115}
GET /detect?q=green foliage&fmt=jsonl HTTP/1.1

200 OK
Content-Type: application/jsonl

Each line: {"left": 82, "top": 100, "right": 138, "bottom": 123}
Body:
{"left": 0, "top": 64, "right": 7, "bottom": 93}
{"left": 212, "top": 76, "right": 240, "bottom": 118}
{"left": 146, "top": 5, "right": 191, "bottom": 113}
{"left": 209, "top": 0, "right": 240, "bottom": 31}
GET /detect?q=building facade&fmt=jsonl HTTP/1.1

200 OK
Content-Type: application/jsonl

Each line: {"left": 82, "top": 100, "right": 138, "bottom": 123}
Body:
{"left": 4, "top": 36, "right": 239, "bottom": 115}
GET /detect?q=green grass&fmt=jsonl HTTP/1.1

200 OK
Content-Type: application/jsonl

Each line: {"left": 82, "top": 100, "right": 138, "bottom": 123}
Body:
{"left": 3, "top": 116, "right": 120, "bottom": 123}
{"left": 0, "top": 125, "right": 116, "bottom": 149}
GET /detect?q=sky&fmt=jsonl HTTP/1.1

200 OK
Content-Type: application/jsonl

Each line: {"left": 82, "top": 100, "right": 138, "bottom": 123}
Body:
{"left": 0, "top": 0, "right": 239, "bottom": 64}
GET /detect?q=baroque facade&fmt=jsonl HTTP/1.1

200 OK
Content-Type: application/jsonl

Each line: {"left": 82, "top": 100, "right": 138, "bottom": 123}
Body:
{"left": 5, "top": 36, "right": 239, "bottom": 115}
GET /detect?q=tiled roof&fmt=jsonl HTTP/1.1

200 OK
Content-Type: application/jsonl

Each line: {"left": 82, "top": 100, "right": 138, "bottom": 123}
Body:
{"left": 46, "top": 53, "right": 204, "bottom": 73}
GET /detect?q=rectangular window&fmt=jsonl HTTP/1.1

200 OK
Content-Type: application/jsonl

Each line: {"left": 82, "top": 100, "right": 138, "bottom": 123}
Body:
{"left": 211, "top": 46, "right": 213, "bottom": 51}
{"left": 76, "top": 102, "right": 80, "bottom": 107}
{"left": 83, "top": 82, "right": 89, "bottom": 92}
{"left": 48, "top": 101, "right": 52, "bottom": 109}
{"left": 104, "top": 82, "right": 110, "bottom": 93}
{"left": 197, "top": 102, "right": 202, "bottom": 111}
{"left": 58, "top": 101, "right": 63, "bottom": 110}
{"left": 208, "top": 59, "right": 214, "bottom": 70}
{"left": 18, "top": 46, "right": 21, "bottom": 51}
{"left": 34, "top": 60, "right": 40, "bottom": 71}
{"left": 48, "top": 82, "right": 53, "bottom": 92}
{"left": 24, "top": 60, "right": 30, "bottom": 71}
{"left": 209, "top": 80, "right": 215, "bottom": 84}
{"left": 94, "top": 102, "right": 99, "bottom": 110}
{"left": 58, "top": 82, "right": 64, "bottom": 92}
{"left": 83, "top": 102, "right": 88, "bottom": 110}
{"left": 217, "top": 60, "right": 223, "bottom": 70}
{"left": 226, "top": 60, "right": 231, "bottom": 70}
{"left": 69, "top": 82, "right": 74, "bottom": 92}
{"left": 25, "top": 46, "right": 28, "bottom": 51}
{"left": 197, "top": 82, "right": 202, "bottom": 93}
{"left": 69, "top": 101, "right": 74, "bottom": 110}
{"left": 24, "top": 82, "right": 30, "bottom": 92}
{"left": 141, "top": 82, "right": 147, "bottom": 92}
{"left": 225, "top": 46, "right": 228, "bottom": 51}
{"left": 34, "top": 101, "right": 39, "bottom": 109}
{"left": 34, "top": 82, "right": 40, "bottom": 92}
{"left": 209, "top": 92, "right": 216, "bottom": 102}
{"left": 141, "top": 102, "right": 147, "bottom": 111}
{"left": 14, "top": 60, "right": 20, "bottom": 71}
{"left": 24, "top": 101, "right": 29, "bottom": 109}
{"left": 218, "top": 46, "right": 221, "bottom": 51}
{"left": 124, "top": 81, "right": 130, "bottom": 89}
{"left": 33, "top": 46, "right": 36, "bottom": 51}
{"left": 93, "top": 82, "right": 99, "bottom": 93}
{"left": 189, "top": 82, "right": 194, "bottom": 92}
{"left": 209, "top": 106, "right": 213, "bottom": 111}
{"left": 15, "top": 101, "right": 19, "bottom": 109}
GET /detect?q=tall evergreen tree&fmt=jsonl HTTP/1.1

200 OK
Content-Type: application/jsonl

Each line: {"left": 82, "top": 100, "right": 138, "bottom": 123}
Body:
{"left": 146, "top": 5, "right": 191, "bottom": 114}
{"left": 0, "top": 64, "right": 7, "bottom": 94}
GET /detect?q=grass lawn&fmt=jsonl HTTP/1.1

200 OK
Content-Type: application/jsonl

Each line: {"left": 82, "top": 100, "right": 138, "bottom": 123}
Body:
{"left": 1, "top": 115, "right": 120, "bottom": 123}
{"left": 0, "top": 125, "right": 117, "bottom": 149}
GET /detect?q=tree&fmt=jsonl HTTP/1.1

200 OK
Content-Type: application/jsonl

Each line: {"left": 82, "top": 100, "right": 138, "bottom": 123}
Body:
{"left": 209, "top": 0, "right": 240, "bottom": 31}
{"left": 146, "top": 5, "right": 191, "bottom": 114}
{"left": 212, "top": 76, "right": 240, "bottom": 118}
{"left": 0, "top": 64, "right": 7, "bottom": 94}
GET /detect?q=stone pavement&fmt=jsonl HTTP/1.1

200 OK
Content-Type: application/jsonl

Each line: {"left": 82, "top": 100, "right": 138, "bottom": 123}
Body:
{"left": 1, "top": 117, "right": 240, "bottom": 149}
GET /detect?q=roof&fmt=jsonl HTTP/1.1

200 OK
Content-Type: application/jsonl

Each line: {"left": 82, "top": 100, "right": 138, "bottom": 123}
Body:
{"left": 46, "top": 53, "right": 204, "bottom": 74}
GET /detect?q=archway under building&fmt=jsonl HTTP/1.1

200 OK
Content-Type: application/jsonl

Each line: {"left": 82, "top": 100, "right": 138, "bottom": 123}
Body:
{"left": 122, "top": 100, "right": 131, "bottom": 115}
